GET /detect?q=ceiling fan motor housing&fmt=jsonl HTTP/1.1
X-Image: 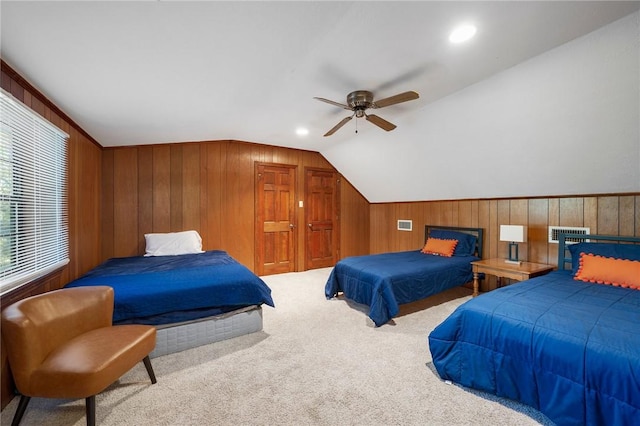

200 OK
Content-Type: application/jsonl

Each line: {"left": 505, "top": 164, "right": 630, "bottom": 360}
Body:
{"left": 348, "top": 90, "right": 374, "bottom": 109}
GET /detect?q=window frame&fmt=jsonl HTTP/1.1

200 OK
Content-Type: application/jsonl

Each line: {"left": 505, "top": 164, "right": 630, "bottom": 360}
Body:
{"left": 0, "top": 88, "right": 69, "bottom": 295}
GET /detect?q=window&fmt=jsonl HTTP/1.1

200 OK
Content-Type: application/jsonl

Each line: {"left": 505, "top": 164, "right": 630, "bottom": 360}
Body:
{"left": 0, "top": 89, "right": 69, "bottom": 295}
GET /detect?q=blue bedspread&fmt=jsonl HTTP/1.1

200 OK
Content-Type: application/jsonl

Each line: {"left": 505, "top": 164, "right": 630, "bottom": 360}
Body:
{"left": 429, "top": 270, "right": 640, "bottom": 426}
{"left": 325, "top": 250, "right": 476, "bottom": 326}
{"left": 66, "top": 250, "right": 274, "bottom": 324}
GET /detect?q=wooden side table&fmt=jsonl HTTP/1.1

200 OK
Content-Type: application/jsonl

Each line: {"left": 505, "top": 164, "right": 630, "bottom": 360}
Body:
{"left": 471, "top": 258, "right": 555, "bottom": 296}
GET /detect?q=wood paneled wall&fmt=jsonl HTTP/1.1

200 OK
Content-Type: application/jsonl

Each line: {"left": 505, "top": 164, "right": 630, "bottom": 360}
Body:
{"left": 1, "top": 61, "right": 103, "bottom": 409}
{"left": 102, "top": 141, "right": 370, "bottom": 271}
{"left": 370, "top": 194, "right": 640, "bottom": 266}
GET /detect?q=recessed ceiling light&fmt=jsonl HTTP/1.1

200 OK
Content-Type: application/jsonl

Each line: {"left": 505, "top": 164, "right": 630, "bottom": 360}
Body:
{"left": 296, "top": 127, "right": 309, "bottom": 136}
{"left": 449, "top": 24, "right": 477, "bottom": 44}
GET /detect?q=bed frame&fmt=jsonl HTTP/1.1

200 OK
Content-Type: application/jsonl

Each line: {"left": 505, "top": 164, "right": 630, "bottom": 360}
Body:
{"left": 424, "top": 225, "right": 484, "bottom": 258}
{"left": 150, "top": 305, "right": 263, "bottom": 358}
{"left": 557, "top": 232, "right": 640, "bottom": 271}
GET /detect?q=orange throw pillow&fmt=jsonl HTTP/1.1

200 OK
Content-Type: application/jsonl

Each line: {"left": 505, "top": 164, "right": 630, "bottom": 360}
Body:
{"left": 574, "top": 252, "right": 640, "bottom": 290}
{"left": 421, "top": 238, "right": 458, "bottom": 257}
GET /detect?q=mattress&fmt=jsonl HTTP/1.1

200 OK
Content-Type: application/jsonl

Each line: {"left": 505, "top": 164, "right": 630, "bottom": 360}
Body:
{"left": 65, "top": 250, "right": 274, "bottom": 324}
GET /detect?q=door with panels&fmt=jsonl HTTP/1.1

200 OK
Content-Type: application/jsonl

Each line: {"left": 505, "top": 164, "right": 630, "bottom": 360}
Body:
{"left": 255, "top": 163, "right": 297, "bottom": 276}
{"left": 305, "top": 168, "right": 340, "bottom": 270}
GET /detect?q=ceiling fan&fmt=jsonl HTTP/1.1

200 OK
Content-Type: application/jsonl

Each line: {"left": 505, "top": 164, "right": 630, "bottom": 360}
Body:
{"left": 314, "top": 90, "right": 419, "bottom": 136}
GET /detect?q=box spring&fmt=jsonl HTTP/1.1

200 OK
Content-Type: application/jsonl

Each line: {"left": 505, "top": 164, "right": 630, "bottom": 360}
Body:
{"left": 150, "top": 305, "right": 263, "bottom": 358}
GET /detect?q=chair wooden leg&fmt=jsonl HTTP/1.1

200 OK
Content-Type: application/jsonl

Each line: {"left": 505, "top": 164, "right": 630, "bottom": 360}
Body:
{"left": 142, "top": 355, "right": 157, "bottom": 384}
{"left": 11, "top": 395, "right": 31, "bottom": 426}
{"left": 85, "top": 395, "right": 95, "bottom": 426}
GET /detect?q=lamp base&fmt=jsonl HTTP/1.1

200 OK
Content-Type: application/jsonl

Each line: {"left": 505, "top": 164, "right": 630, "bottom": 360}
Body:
{"left": 504, "top": 259, "right": 522, "bottom": 265}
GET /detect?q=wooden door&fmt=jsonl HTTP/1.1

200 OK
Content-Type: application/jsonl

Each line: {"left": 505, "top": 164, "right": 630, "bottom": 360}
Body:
{"left": 255, "top": 163, "right": 296, "bottom": 276}
{"left": 305, "top": 168, "right": 340, "bottom": 270}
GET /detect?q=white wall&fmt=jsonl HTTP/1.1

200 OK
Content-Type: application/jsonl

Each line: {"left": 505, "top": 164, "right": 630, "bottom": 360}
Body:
{"left": 323, "top": 11, "right": 639, "bottom": 203}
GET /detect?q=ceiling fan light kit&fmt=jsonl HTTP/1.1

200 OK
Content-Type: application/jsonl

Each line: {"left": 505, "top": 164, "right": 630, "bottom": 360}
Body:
{"left": 314, "top": 90, "right": 419, "bottom": 136}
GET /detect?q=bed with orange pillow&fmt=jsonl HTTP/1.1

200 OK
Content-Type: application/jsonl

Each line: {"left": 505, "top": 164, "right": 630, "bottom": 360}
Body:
{"left": 325, "top": 226, "right": 483, "bottom": 326}
{"left": 429, "top": 233, "right": 640, "bottom": 425}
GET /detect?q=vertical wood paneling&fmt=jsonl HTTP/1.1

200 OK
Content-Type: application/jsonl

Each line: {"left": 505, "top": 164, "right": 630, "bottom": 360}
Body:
{"left": 152, "top": 145, "right": 171, "bottom": 232}
{"left": 584, "top": 197, "right": 598, "bottom": 233}
{"left": 619, "top": 196, "right": 635, "bottom": 237}
{"left": 478, "top": 200, "right": 491, "bottom": 260}
{"left": 67, "top": 127, "right": 78, "bottom": 278}
{"left": 182, "top": 144, "right": 201, "bottom": 232}
{"left": 509, "top": 199, "right": 528, "bottom": 261}
{"left": 340, "top": 178, "right": 370, "bottom": 258}
{"left": 547, "top": 198, "right": 560, "bottom": 263}
{"left": 138, "top": 146, "right": 153, "bottom": 253}
{"left": 170, "top": 145, "right": 183, "bottom": 231}
{"left": 496, "top": 200, "right": 510, "bottom": 259}
{"left": 76, "top": 133, "right": 101, "bottom": 276}
{"left": 598, "top": 196, "right": 619, "bottom": 235}
{"left": 203, "top": 142, "right": 223, "bottom": 250}
{"left": 458, "top": 200, "right": 472, "bottom": 227}
{"left": 102, "top": 150, "right": 114, "bottom": 259}
{"left": 529, "top": 199, "right": 549, "bottom": 264}
{"left": 559, "top": 198, "right": 583, "bottom": 226}
{"left": 223, "top": 143, "right": 254, "bottom": 266}
{"left": 113, "top": 149, "right": 138, "bottom": 257}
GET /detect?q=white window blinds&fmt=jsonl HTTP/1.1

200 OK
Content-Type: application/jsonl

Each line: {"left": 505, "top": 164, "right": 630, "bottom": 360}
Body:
{"left": 0, "top": 89, "right": 69, "bottom": 295}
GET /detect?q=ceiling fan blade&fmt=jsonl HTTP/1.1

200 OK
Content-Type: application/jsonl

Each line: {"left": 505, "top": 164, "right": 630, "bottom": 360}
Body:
{"left": 314, "top": 97, "right": 352, "bottom": 110}
{"left": 372, "top": 91, "right": 419, "bottom": 108}
{"left": 324, "top": 116, "right": 353, "bottom": 137}
{"left": 366, "top": 114, "right": 396, "bottom": 132}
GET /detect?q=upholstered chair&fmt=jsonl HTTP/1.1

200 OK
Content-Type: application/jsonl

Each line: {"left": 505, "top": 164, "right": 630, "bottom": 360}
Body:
{"left": 1, "top": 286, "right": 157, "bottom": 426}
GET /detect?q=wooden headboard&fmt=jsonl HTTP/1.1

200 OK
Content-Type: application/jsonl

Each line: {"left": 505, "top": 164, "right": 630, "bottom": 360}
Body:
{"left": 557, "top": 233, "right": 640, "bottom": 271}
{"left": 424, "top": 225, "right": 484, "bottom": 258}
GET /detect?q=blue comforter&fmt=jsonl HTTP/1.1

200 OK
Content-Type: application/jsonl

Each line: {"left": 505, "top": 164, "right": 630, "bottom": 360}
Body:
{"left": 66, "top": 250, "right": 274, "bottom": 324}
{"left": 325, "top": 250, "right": 477, "bottom": 326}
{"left": 429, "top": 270, "right": 640, "bottom": 425}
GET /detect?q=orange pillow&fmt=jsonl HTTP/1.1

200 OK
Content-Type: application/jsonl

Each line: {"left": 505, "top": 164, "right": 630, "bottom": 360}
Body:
{"left": 421, "top": 238, "right": 458, "bottom": 257}
{"left": 574, "top": 252, "right": 640, "bottom": 290}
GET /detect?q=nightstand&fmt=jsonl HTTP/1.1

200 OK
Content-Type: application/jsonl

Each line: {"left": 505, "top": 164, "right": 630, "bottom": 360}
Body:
{"left": 470, "top": 258, "right": 555, "bottom": 296}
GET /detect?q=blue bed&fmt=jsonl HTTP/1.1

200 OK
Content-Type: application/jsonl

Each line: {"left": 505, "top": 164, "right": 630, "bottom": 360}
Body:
{"left": 325, "top": 226, "right": 483, "bottom": 326}
{"left": 428, "top": 234, "right": 640, "bottom": 425}
{"left": 66, "top": 250, "right": 274, "bottom": 325}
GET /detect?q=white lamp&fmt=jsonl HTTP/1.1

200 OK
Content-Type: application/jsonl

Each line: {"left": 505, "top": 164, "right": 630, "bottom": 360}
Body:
{"left": 500, "top": 225, "right": 527, "bottom": 265}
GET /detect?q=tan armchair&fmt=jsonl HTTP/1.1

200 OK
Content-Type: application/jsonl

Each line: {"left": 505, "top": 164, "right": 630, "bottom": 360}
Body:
{"left": 1, "top": 286, "right": 157, "bottom": 426}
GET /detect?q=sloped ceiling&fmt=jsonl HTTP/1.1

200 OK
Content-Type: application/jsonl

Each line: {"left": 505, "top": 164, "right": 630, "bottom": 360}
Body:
{"left": 2, "top": 1, "right": 639, "bottom": 202}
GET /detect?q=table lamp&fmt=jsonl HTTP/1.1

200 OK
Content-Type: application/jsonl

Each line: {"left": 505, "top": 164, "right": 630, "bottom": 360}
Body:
{"left": 500, "top": 225, "right": 527, "bottom": 265}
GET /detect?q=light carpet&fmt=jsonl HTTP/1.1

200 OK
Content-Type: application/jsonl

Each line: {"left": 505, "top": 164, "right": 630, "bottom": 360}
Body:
{"left": 1, "top": 267, "right": 554, "bottom": 425}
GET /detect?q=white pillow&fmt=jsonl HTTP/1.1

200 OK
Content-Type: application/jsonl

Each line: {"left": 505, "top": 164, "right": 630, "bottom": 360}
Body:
{"left": 144, "top": 230, "right": 204, "bottom": 257}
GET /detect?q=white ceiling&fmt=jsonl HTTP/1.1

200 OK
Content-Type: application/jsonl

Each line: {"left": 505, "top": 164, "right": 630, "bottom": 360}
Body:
{"left": 2, "top": 1, "right": 639, "bottom": 202}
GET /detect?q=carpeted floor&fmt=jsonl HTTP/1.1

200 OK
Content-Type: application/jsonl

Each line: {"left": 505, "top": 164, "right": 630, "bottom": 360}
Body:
{"left": 1, "top": 267, "right": 554, "bottom": 425}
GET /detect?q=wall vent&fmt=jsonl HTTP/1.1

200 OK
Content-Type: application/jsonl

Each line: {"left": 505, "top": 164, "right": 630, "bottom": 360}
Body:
{"left": 548, "top": 226, "right": 590, "bottom": 244}
{"left": 397, "top": 220, "right": 413, "bottom": 231}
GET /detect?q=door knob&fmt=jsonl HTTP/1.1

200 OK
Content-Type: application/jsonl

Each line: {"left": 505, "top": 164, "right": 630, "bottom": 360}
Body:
{"left": 308, "top": 223, "right": 312, "bottom": 228}
{"left": 289, "top": 223, "right": 294, "bottom": 229}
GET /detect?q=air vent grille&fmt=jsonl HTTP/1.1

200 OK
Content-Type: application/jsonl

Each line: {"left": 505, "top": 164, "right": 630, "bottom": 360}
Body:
{"left": 548, "top": 226, "right": 590, "bottom": 244}
{"left": 397, "top": 220, "right": 413, "bottom": 231}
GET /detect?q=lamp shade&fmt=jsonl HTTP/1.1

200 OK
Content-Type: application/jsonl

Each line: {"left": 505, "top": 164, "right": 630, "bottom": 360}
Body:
{"left": 500, "top": 225, "right": 527, "bottom": 243}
